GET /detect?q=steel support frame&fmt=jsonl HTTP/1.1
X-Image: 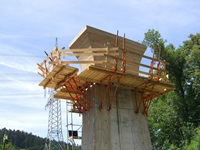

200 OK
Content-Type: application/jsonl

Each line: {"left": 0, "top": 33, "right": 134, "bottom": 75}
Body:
{"left": 99, "top": 73, "right": 121, "bottom": 111}
{"left": 63, "top": 76, "right": 91, "bottom": 114}
{"left": 134, "top": 81, "right": 156, "bottom": 116}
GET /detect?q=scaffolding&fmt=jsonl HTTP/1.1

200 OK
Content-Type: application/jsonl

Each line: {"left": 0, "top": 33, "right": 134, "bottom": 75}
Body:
{"left": 37, "top": 24, "right": 174, "bottom": 120}
{"left": 38, "top": 43, "right": 173, "bottom": 116}
{"left": 66, "top": 100, "right": 82, "bottom": 150}
{"left": 37, "top": 25, "right": 174, "bottom": 150}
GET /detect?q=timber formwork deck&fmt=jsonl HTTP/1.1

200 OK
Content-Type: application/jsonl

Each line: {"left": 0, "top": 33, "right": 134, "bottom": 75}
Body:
{"left": 49, "top": 64, "right": 173, "bottom": 101}
{"left": 38, "top": 49, "right": 174, "bottom": 115}
{"left": 38, "top": 26, "right": 174, "bottom": 115}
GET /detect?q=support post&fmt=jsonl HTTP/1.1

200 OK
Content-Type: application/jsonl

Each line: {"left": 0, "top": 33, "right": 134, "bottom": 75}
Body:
{"left": 82, "top": 84, "right": 152, "bottom": 150}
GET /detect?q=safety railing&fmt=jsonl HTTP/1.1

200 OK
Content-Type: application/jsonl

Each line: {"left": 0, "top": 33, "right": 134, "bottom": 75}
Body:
{"left": 38, "top": 46, "right": 169, "bottom": 83}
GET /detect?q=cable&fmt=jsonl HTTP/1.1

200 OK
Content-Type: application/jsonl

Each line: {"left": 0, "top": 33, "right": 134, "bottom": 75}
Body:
{"left": 0, "top": 80, "right": 40, "bottom": 81}
{"left": 0, "top": 53, "right": 44, "bottom": 58}
{"left": 0, "top": 73, "right": 37, "bottom": 75}
{"left": 0, "top": 108, "right": 45, "bottom": 113}
{"left": 0, "top": 93, "right": 44, "bottom": 96}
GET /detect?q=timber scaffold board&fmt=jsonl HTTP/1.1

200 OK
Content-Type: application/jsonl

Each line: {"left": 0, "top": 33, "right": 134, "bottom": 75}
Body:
{"left": 39, "top": 64, "right": 78, "bottom": 89}
{"left": 77, "top": 65, "right": 174, "bottom": 97}
{"left": 37, "top": 46, "right": 174, "bottom": 114}
{"left": 39, "top": 63, "right": 173, "bottom": 101}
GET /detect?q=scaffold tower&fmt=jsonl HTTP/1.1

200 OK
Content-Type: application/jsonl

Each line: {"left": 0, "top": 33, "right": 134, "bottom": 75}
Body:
{"left": 66, "top": 100, "right": 82, "bottom": 150}
{"left": 38, "top": 25, "right": 174, "bottom": 150}
{"left": 44, "top": 90, "right": 65, "bottom": 150}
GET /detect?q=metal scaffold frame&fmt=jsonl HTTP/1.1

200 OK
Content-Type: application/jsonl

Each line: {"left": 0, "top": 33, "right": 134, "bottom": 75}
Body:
{"left": 66, "top": 100, "right": 82, "bottom": 150}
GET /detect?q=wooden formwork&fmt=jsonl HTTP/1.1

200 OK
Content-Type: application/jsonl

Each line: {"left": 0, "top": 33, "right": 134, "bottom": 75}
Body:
{"left": 38, "top": 48, "right": 173, "bottom": 115}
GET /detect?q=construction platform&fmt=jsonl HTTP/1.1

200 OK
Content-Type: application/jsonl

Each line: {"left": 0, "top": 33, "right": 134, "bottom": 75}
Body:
{"left": 38, "top": 25, "right": 174, "bottom": 115}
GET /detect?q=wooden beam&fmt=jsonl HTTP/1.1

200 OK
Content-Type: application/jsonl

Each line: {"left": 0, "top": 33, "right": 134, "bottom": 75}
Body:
{"left": 49, "top": 60, "right": 105, "bottom": 65}
{"left": 103, "top": 61, "right": 157, "bottom": 76}
{"left": 76, "top": 76, "right": 99, "bottom": 84}
{"left": 59, "top": 88, "right": 81, "bottom": 94}
{"left": 53, "top": 53, "right": 106, "bottom": 57}
{"left": 126, "top": 68, "right": 150, "bottom": 76}
{"left": 53, "top": 94, "right": 72, "bottom": 100}
{"left": 89, "top": 65, "right": 141, "bottom": 79}
{"left": 119, "top": 48, "right": 169, "bottom": 64}
{"left": 37, "top": 66, "right": 45, "bottom": 73}
{"left": 88, "top": 65, "right": 173, "bottom": 88}
{"left": 54, "top": 71, "right": 78, "bottom": 90}
{"left": 38, "top": 72, "right": 45, "bottom": 78}
{"left": 41, "top": 46, "right": 57, "bottom": 66}
{"left": 125, "top": 49, "right": 153, "bottom": 60}
{"left": 37, "top": 63, "right": 44, "bottom": 69}
{"left": 105, "top": 54, "right": 162, "bottom": 71}
{"left": 58, "top": 47, "right": 119, "bottom": 53}
{"left": 43, "top": 65, "right": 66, "bottom": 89}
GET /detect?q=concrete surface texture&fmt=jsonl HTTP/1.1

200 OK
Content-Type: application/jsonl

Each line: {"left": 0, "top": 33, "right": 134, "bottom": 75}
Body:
{"left": 82, "top": 84, "right": 152, "bottom": 150}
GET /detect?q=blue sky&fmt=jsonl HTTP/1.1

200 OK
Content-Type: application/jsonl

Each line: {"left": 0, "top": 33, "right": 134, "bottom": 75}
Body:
{"left": 0, "top": 0, "right": 199, "bottom": 142}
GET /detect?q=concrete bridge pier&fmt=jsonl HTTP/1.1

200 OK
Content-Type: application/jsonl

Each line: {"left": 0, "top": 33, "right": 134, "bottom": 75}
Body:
{"left": 82, "top": 84, "right": 152, "bottom": 150}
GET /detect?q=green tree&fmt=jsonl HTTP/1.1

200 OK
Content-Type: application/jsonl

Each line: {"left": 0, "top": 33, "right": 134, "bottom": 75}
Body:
{"left": 0, "top": 128, "right": 72, "bottom": 149}
{"left": 143, "top": 30, "right": 200, "bottom": 149}
{"left": 184, "top": 127, "right": 200, "bottom": 150}
{"left": 182, "top": 34, "right": 200, "bottom": 126}
{"left": 142, "top": 29, "right": 166, "bottom": 58}
{"left": 5, "top": 142, "right": 18, "bottom": 150}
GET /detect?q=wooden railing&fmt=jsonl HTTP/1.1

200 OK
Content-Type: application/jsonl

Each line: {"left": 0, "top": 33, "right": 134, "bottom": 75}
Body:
{"left": 37, "top": 46, "right": 169, "bottom": 82}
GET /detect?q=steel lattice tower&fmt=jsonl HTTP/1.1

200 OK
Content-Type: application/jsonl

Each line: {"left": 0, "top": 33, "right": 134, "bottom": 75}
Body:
{"left": 44, "top": 90, "right": 65, "bottom": 150}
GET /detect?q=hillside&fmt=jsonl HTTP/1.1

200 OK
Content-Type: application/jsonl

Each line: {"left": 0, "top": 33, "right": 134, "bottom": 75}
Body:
{"left": 0, "top": 128, "right": 45, "bottom": 150}
{"left": 0, "top": 128, "right": 81, "bottom": 150}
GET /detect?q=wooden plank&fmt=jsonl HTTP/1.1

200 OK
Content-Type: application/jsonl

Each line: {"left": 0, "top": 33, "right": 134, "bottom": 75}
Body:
{"left": 105, "top": 54, "right": 162, "bottom": 71}
{"left": 49, "top": 60, "right": 105, "bottom": 65}
{"left": 39, "top": 78, "right": 50, "bottom": 87}
{"left": 52, "top": 52, "right": 119, "bottom": 57}
{"left": 38, "top": 72, "right": 45, "bottom": 78}
{"left": 87, "top": 70, "right": 103, "bottom": 80}
{"left": 39, "top": 64, "right": 78, "bottom": 89}
{"left": 37, "top": 66, "right": 45, "bottom": 74}
{"left": 93, "top": 71, "right": 109, "bottom": 82}
{"left": 103, "top": 61, "right": 150, "bottom": 76}
{"left": 37, "top": 63, "right": 45, "bottom": 70}
{"left": 76, "top": 75, "right": 99, "bottom": 84}
{"left": 88, "top": 65, "right": 173, "bottom": 88}
{"left": 58, "top": 47, "right": 119, "bottom": 53}
{"left": 54, "top": 72, "right": 78, "bottom": 90}
{"left": 59, "top": 88, "right": 81, "bottom": 94}
{"left": 55, "top": 53, "right": 105, "bottom": 57}
{"left": 54, "top": 94, "right": 72, "bottom": 100}
{"left": 126, "top": 68, "right": 150, "bottom": 76}
{"left": 115, "top": 47, "right": 169, "bottom": 65}
{"left": 76, "top": 70, "right": 91, "bottom": 79}
{"left": 41, "top": 46, "right": 57, "bottom": 66}
{"left": 46, "top": 63, "right": 54, "bottom": 72}
{"left": 77, "top": 67, "right": 173, "bottom": 95}
{"left": 121, "top": 77, "right": 138, "bottom": 86}
{"left": 125, "top": 49, "right": 153, "bottom": 60}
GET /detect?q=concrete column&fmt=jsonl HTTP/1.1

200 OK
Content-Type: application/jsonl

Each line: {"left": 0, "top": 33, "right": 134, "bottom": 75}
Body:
{"left": 82, "top": 84, "right": 152, "bottom": 150}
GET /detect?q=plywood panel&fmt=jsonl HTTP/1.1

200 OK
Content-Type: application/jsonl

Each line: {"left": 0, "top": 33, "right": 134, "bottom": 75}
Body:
{"left": 38, "top": 64, "right": 78, "bottom": 89}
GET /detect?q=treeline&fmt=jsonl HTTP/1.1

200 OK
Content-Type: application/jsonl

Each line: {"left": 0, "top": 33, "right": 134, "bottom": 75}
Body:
{"left": 0, "top": 128, "right": 45, "bottom": 149}
{"left": 143, "top": 30, "right": 200, "bottom": 149}
{"left": 0, "top": 128, "right": 81, "bottom": 150}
